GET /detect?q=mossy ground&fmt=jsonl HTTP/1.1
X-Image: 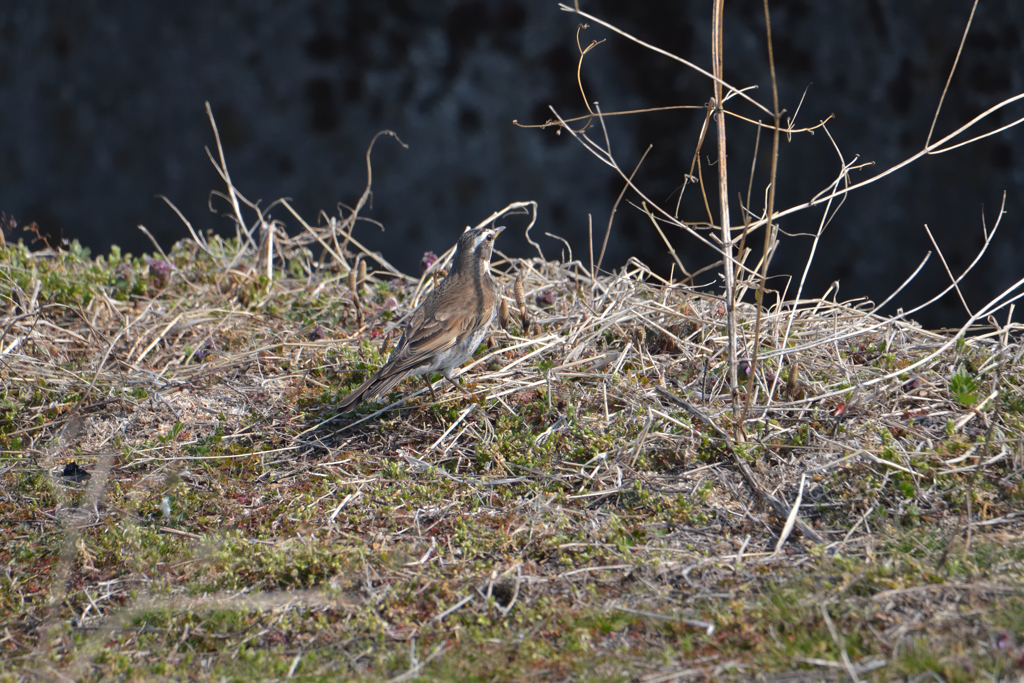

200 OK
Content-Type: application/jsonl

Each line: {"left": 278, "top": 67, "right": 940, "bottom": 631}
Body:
{"left": 1, "top": 235, "right": 1023, "bottom": 682}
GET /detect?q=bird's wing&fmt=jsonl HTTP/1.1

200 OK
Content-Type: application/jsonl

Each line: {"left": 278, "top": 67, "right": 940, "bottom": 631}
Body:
{"left": 386, "top": 304, "right": 483, "bottom": 375}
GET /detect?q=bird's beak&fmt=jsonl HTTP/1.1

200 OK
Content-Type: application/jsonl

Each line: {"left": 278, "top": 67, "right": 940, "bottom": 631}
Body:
{"left": 492, "top": 225, "right": 506, "bottom": 237}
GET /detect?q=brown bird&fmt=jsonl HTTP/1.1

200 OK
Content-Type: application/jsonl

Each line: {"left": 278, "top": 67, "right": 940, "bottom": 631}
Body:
{"left": 338, "top": 225, "right": 505, "bottom": 412}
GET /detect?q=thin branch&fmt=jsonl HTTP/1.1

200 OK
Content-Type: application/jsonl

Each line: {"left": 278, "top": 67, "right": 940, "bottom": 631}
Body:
{"left": 926, "top": 0, "right": 979, "bottom": 147}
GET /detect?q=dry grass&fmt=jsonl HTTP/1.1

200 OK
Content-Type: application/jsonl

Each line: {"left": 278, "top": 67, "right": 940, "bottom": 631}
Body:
{"left": 1, "top": 192, "right": 1023, "bottom": 681}
{"left": 4, "top": 3, "right": 1024, "bottom": 680}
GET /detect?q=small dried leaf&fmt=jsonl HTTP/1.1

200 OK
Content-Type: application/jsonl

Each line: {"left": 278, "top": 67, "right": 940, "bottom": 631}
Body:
{"left": 499, "top": 297, "right": 510, "bottom": 329}
{"left": 786, "top": 360, "right": 800, "bottom": 398}
{"left": 514, "top": 271, "right": 526, "bottom": 309}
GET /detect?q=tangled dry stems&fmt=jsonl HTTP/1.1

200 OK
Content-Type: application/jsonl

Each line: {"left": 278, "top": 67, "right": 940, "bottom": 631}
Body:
{"left": 1, "top": 0, "right": 1023, "bottom": 674}
{"left": 1, "top": 198, "right": 1023, "bottom": 678}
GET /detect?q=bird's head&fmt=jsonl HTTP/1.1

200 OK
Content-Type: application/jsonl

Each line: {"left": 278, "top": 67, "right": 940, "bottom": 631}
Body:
{"left": 453, "top": 225, "right": 504, "bottom": 272}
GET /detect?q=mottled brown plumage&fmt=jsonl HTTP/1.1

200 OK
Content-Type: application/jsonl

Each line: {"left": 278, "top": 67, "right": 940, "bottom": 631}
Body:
{"left": 338, "top": 226, "right": 504, "bottom": 411}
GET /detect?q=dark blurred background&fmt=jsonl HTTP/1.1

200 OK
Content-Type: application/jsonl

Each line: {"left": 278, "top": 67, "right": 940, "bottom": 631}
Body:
{"left": 1, "top": 1, "right": 1021, "bottom": 328}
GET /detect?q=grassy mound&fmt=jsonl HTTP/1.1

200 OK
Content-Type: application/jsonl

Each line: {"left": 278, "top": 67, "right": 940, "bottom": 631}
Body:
{"left": 1, "top": 217, "right": 1022, "bottom": 681}
{"left": 4, "top": 3, "right": 1024, "bottom": 678}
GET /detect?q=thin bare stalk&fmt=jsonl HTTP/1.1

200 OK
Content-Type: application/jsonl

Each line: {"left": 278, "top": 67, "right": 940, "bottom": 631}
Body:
{"left": 926, "top": 0, "right": 979, "bottom": 147}
{"left": 711, "top": 0, "right": 740, "bottom": 424}
{"left": 742, "top": 0, "right": 783, "bottom": 422}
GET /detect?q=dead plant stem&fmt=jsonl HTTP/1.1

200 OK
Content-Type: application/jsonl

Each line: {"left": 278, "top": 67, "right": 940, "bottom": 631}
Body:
{"left": 711, "top": 0, "right": 740, "bottom": 426}
{"left": 742, "top": 0, "right": 783, "bottom": 422}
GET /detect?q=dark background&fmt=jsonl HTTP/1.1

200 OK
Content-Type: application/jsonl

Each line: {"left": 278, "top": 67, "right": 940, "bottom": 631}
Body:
{"left": 1, "top": 1, "right": 1021, "bottom": 328}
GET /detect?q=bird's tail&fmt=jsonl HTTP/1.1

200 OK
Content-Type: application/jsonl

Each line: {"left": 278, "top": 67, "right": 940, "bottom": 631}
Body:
{"left": 337, "top": 368, "right": 407, "bottom": 413}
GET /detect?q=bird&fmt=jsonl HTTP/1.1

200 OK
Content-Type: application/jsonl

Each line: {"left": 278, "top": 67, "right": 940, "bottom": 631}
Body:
{"left": 338, "top": 225, "right": 505, "bottom": 412}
